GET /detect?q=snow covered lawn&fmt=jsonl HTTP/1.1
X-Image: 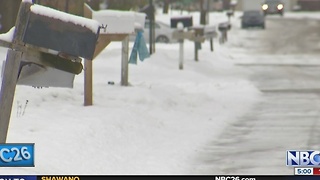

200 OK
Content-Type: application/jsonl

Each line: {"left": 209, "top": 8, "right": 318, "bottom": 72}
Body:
{"left": 0, "top": 10, "right": 264, "bottom": 174}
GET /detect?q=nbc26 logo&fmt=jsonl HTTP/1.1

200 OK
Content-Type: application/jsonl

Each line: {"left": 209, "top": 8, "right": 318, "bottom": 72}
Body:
{"left": 287, "top": 150, "right": 320, "bottom": 166}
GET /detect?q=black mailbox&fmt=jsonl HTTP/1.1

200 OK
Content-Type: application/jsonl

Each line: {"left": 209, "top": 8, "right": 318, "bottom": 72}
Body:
{"left": 218, "top": 22, "right": 231, "bottom": 31}
{"left": 140, "top": 4, "right": 155, "bottom": 20}
{"left": 170, "top": 16, "right": 193, "bottom": 28}
{"left": 23, "top": 11, "right": 100, "bottom": 60}
{"left": 226, "top": 10, "right": 234, "bottom": 17}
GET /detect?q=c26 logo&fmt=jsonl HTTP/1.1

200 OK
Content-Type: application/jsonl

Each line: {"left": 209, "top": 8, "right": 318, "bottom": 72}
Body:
{"left": 0, "top": 144, "right": 34, "bottom": 167}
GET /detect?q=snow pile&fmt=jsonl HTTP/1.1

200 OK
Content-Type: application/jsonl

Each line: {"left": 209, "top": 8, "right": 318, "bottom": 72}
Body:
{"left": 93, "top": 10, "right": 146, "bottom": 34}
{"left": 0, "top": 27, "right": 15, "bottom": 42}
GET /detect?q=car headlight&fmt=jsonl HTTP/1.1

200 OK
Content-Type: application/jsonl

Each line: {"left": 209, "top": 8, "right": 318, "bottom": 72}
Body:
{"left": 262, "top": 4, "right": 268, "bottom": 10}
{"left": 277, "top": 4, "right": 284, "bottom": 10}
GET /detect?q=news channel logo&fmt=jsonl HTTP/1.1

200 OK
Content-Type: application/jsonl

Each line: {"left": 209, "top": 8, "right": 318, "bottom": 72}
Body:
{"left": 287, "top": 150, "right": 320, "bottom": 166}
{"left": 0, "top": 143, "right": 34, "bottom": 167}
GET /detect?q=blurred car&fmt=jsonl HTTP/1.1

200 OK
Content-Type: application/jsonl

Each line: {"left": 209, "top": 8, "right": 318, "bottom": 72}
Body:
{"left": 146, "top": 20, "right": 174, "bottom": 43}
{"left": 261, "top": 0, "right": 284, "bottom": 16}
{"left": 241, "top": 10, "right": 265, "bottom": 29}
{"left": 130, "top": 20, "right": 175, "bottom": 43}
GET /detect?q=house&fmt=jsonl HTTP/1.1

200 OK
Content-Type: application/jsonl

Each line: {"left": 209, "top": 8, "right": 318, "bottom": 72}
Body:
{"left": 297, "top": 0, "right": 320, "bottom": 11}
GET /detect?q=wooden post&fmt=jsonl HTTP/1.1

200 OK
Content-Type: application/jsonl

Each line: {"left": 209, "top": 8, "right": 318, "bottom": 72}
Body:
{"left": 121, "top": 35, "right": 129, "bottom": 86}
{"left": 224, "top": 30, "right": 228, "bottom": 42}
{"left": 0, "top": 50, "right": 23, "bottom": 143}
{"left": 210, "top": 38, "right": 214, "bottom": 52}
{"left": 179, "top": 38, "right": 184, "bottom": 70}
{"left": 0, "top": 1, "right": 30, "bottom": 143}
{"left": 83, "top": 3, "right": 93, "bottom": 106}
{"left": 194, "top": 41, "right": 198, "bottom": 61}
{"left": 149, "top": 0, "right": 155, "bottom": 55}
{"left": 84, "top": 59, "right": 93, "bottom": 106}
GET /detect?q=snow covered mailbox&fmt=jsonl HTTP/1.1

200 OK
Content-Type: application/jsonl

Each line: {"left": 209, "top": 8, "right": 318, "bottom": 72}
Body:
{"left": 189, "top": 25, "right": 217, "bottom": 55}
{"left": 218, "top": 22, "right": 231, "bottom": 44}
{"left": 88, "top": 6, "right": 146, "bottom": 59}
{"left": 81, "top": 5, "right": 146, "bottom": 105}
{"left": 24, "top": 5, "right": 100, "bottom": 60}
{"left": 0, "top": 2, "right": 101, "bottom": 88}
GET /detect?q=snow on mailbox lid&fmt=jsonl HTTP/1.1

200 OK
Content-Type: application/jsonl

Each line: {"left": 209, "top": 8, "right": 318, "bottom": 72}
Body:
{"left": 92, "top": 10, "right": 146, "bottom": 34}
{"left": 23, "top": 4, "right": 101, "bottom": 60}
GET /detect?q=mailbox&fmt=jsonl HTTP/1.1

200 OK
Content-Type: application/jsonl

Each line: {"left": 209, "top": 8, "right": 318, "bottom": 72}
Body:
{"left": 170, "top": 16, "right": 193, "bottom": 28}
{"left": 204, "top": 26, "right": 217, "bottom": 39}
{"left": 189, "top": 26, "right": 204, "bottom": 36}
{"left": 17, "top": 63, "right": 76, "bottom": 88}
{"left": 93, "top": 9, "right": 146, "bottom": 35}
{"left": 218, "top": 22, "right": 231, "bottom": 31}
{"left": 172, "top": 30, "right": 193, "bottom": 40}
{"left": 1, "top": 60, "right": 76, "bottom": 88}
{"left": 226, "top": 10, "right": 234, "bottom": 17}
{"left": 139, "top": 4, "right": 155, "bottom": 20}
{"left": 23, "top": 4, "right": 100, "bottom": 60}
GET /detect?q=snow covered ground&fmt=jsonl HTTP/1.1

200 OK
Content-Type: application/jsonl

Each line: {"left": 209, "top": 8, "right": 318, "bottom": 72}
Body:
{"left": 0, "top": 8, "right": 318, "bottom": 175}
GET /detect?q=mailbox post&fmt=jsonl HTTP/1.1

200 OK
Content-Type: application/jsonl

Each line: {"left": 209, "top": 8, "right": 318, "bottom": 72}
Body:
{"left": 0, "top": 2, "right": 30, "bottom": 143}
{"left": 171, "top": 16, "right": 193, "bottom": 70}
{"left": 218, "top": 22, "right": 231, "bottom": 44}
{"left": 0, "top": 1, "right": 100, "bottom": 142}
{"left": 226, "top": 10, "right": 234, "bottom": 23}
{"left": 84, "top": 4, "right": 146, "bottom": 105}
{"left": 204, "top": 25, "right": 217, "bottom": 52}
{"left": 121, "top": 35, "right": 129, "bottom": 86}
{"left": 189, "top": 26, "right": 205, "bottom": 61}
{"left": 178, "top": 25, "right": 184, "bottom": 70}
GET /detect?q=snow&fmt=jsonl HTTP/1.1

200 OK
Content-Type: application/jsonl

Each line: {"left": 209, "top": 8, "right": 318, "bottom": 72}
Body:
{"left": 0, "top": 9, "right": 318, "bottom": 175}
{"left": 0, "top": 27, "right": 15, "bottom": 42}
{"left": 93, "top": 10, "right": 146, "bottom": 34}
{"left": 30, "top": 4, "right": 100, "bottom": 33}
{"left": 22, "top": 0, "right": 33, "bottom": 3}
{"left": 171, "top": 15, "right": 193, "bottom": 19}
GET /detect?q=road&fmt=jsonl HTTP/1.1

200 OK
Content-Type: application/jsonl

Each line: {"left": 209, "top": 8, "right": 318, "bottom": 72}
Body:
{"left": 192, "top": 16, "right": 320, "bottom": 175}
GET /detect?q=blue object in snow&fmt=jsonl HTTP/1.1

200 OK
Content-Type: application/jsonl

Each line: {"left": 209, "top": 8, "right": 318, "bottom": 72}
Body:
{"left": 129, "top": 30, "right": 150, "bottom": 64}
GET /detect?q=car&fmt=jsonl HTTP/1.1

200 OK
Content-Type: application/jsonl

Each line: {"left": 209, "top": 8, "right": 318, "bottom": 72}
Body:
{"left": 241, "top": 10, "right": 265, "bottom": 29}
{"left": 146, "top": 20, "right": 174, "bottom": 43}
{"left": 131, "top": 20, "right": 175, "bottom": 44}
{"left": 261, "top": 0, "right": 284, "bottom": 16}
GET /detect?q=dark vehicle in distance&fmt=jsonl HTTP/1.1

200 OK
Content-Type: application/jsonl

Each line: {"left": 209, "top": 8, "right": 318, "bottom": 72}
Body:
{"left": 241, "top": 10, "right": 265, "bottom": 29}
{"left": 262, "top": 0, "right": 284, "bottom": 16}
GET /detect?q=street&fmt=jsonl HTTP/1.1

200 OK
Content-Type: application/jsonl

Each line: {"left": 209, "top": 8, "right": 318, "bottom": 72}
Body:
{"left": 191, "top": 16, "right": 320, "bottom": 175}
